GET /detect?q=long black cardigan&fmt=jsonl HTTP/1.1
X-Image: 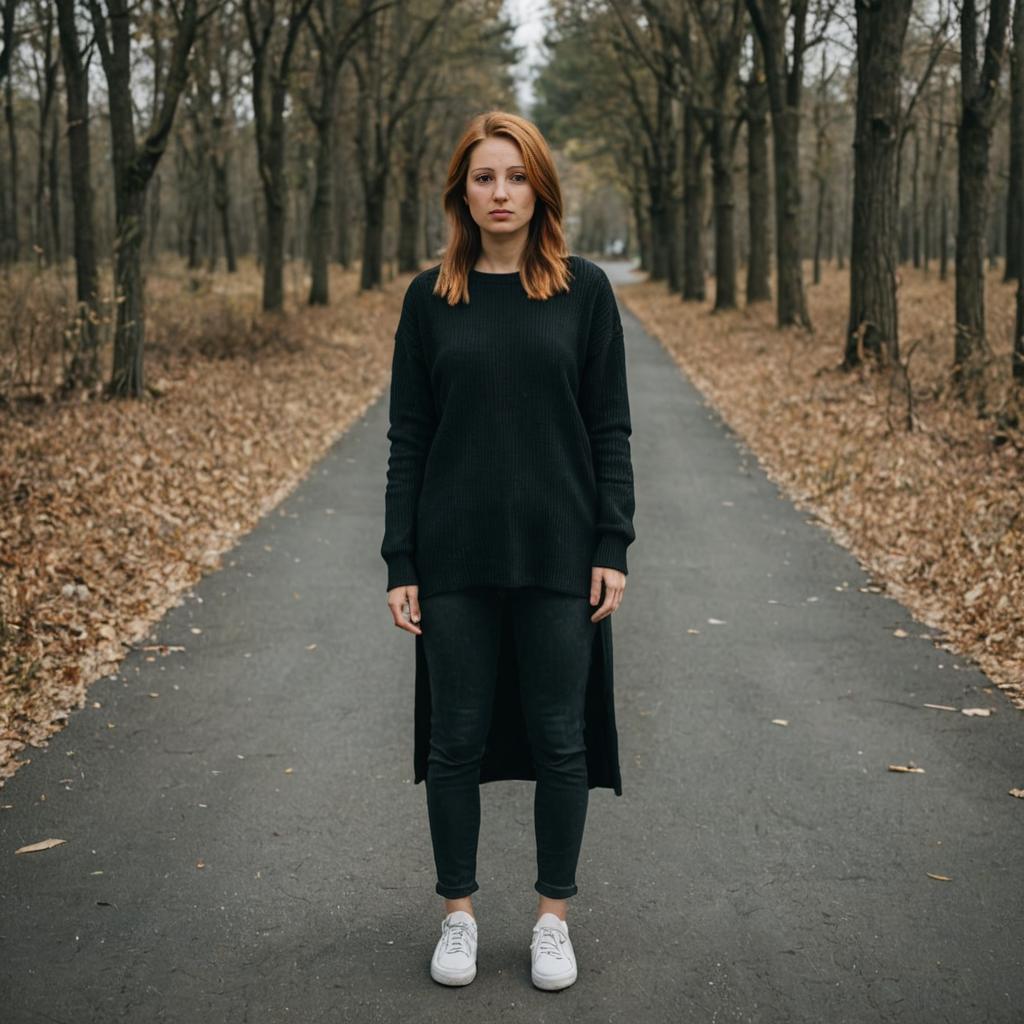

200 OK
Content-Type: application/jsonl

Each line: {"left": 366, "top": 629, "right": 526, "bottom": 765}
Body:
{"left": 412, "top": 609, "right": 623, "bottom": 795}
{"left": 383, "top": 256, "right": 634, "bottom": 795}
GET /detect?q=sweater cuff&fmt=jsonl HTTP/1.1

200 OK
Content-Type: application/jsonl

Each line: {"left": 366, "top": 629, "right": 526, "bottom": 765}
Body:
{"left": 592, "top": 534, "right": 629, "bottom": 575}
{"left": 386, "top": 554, "right": 419, "bottom": 591}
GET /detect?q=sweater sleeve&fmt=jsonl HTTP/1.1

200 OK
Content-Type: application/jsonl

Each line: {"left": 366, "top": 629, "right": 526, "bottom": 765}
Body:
{"left": 579, "top": 269, "right": 636, "bottom": 574}
{"left": 380, "top": 276, "right": 437, "bottom": 590}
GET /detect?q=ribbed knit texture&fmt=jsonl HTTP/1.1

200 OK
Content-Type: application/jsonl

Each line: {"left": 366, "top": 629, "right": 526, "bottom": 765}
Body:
{"left": 381, "top": 255, "right": 636, "bottom": 599}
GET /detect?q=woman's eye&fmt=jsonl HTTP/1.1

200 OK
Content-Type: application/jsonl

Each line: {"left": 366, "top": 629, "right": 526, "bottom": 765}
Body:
{"left": 474, "top": 174, "right": 527, "bottom": 184}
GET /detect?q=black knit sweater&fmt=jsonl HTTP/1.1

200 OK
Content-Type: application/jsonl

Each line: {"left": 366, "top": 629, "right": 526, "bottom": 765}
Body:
{"left": 380, "top": 255, "right": 636, "bottom": 599}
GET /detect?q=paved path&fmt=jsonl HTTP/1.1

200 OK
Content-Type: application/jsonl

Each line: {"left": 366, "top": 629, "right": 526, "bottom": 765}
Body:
{"left": 2, "top": 260, "right": 1023, "bottom": 1023}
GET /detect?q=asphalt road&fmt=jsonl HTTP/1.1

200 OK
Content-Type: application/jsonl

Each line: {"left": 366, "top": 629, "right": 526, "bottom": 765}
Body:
{"left": 2, "top": 259, "right": 1023, "bottom": 1023}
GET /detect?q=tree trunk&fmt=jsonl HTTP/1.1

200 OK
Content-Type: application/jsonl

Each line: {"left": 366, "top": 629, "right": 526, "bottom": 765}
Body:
{"left": 308, "top": 108, "right": 335, "bottom": 304}
{"left": 647, "top": 170, "right": 670, "bottom": 282}
{"left": 955, "top": 110, "right": 994, "bottom": 399}
{"left": 262, "top": 156, "right": 287, "bottom": 310}
{"left": 1006, "top": 0, "right": 1024, "bottom": 282}
{"left": 682, "top": 103, "right": 705, "bottom": 301}
{"left": 4, "top": 73, "right": 19, "bottom": 262}
{"left": 48, "top": 114, "right": 61, "bottom": 261}
{"left": 940, "top": 192, "right": 949, "bottom": 281}
{"left": 360, "top": 177, "right": 386, "bottom": 290}
{"left": 710, "top": 109, "right": 737, "bottom": 310}
{"left": 1015, "top": 188, "right": 1024, "bottom": 380}
{"left": 954, "top": 0, "right": 1012, "bottom": 407}
{"left": 396, "top": 138, "right": 421, "bottom": 273}
{"left": 55, "top": 0, "right": 101, "bottom": 390}
{"left": 665, "top": 188, "right": 683, "bottom": 293}
{"left": 845, "top": 0, "right": 912, "bottom": 367}
{"left": 109, "top": 188, "right": 147, "bottom": 395}
{"left": 911, "top": 127, "right": 921, "bottom": 268}
{"left": 813, "top": 165, "right": 825, "bottom": 286}
{"left": 772, "top": 108, "right": 809, "bottom": 327}
{"left": 212, "top": 154, "right": 236, "bottom": 272}
{"left": 746, "top": 46, "right": 771, "bottom": 303}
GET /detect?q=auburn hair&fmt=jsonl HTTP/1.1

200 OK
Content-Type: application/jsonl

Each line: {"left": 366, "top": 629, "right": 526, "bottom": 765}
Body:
{"left": 433, "top": 110, "right": 573, "bottom": 305}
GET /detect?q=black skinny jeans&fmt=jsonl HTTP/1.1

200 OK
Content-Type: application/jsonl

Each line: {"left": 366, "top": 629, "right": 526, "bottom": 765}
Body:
{"left": 418, "top": 585, "right": 596, "bottom": 900}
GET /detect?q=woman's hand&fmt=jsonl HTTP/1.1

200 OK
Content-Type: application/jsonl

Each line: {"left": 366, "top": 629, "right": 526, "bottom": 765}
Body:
{"left": 387, "top": 584, "right": 423, "bottom": 635}
{"left": 590, "top": 566, "right": 625, "bottom": 622}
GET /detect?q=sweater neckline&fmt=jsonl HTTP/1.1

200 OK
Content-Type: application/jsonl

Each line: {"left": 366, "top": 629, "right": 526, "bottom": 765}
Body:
{"left": 469, "top": 267, "right": 521, "bottom": 280}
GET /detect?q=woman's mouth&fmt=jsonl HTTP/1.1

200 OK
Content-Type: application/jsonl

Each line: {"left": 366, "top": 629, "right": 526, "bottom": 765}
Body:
{"left": 489, "top": 210, "right": 512, "bottom": 218}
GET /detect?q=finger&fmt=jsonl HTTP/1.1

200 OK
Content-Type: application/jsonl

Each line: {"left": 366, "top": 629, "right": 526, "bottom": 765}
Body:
{"left": 388, "top": 596, "right": 422, "bottom": 635}
{"left": 590, "top": 570, "right": 603, "bottom": 606}
{"left": 591, "top": 588, "right": 616, "bottom": 622}
{"left": 408, "top": 590, "right": 421, "bottom": 625}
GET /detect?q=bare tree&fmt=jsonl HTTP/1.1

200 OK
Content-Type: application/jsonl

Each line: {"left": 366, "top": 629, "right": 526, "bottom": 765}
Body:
{"left": 744, "top": 37, "right": 771, "bottom": 302}
{"left": 688, "top": 0, "right": 746, "bottom": 310}
{"left": 55, "top": 0, "right": 101, "bottom": 390}
{"left": 953, "top": 0, "right": 1011, "bottom": 408}
{"left": 844, "top": 0, "right": 914, "bottom": 367}
{"left": 744, "top": 0, "right": 833, "bottom": 329}
{"left": 301, "top": 0, "right": 386, "bottom": 304}
{"left": 86, "top": 0, "right": 208, "bottom": 397}
{"left": 2, "top": 0, "right": 21, "bottom": 262}
{"left": 1006, "top": 0, "right": 1024, "bottom": 282}
{"left": 243, "top": 0, "right": 317, "bottom": 312}
{"left": 350, "top": 0, "right": 446, "bottom": 290}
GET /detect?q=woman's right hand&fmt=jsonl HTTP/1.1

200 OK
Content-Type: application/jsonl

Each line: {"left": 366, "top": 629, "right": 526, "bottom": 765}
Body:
{"left": 387, "top": 584, "right": 422, "bottom": 635}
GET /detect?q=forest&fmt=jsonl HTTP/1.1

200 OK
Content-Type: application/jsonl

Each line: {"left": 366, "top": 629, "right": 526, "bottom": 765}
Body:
{"left": 1, "top": 0, "right": 1022, "bottom": 779}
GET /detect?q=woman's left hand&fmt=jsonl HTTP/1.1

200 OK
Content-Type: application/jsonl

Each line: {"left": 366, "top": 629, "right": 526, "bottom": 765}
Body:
{"left": 589, "top": 566, "right": 625, "bottom": 622}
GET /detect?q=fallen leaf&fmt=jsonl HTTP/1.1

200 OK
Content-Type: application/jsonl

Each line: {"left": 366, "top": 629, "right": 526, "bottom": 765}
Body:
{"left": 922, "top": 703, "right": 957, "bottom": 711}
{"left": 771, "top": 718, "right": 789, "bottom": 726}
{"left": 1009, "top": 788, "right": 1024, "bottom": 799}
{"left": 893, "top": 629, "right": 909, "bottom": 638}
{"left": 887, "top": 763, "right": 925, "bottom": 773}
{"left": 707, "top": 618, "right": 727, "bottom": 625}
{"left": 926, "top": 872, "right": 952, "bottom": 881}
{"left": 15, "top": 838, "right": 67, "bottom": 855}
{"left": 960, "top": 708, "right": 992, "bottom": 717}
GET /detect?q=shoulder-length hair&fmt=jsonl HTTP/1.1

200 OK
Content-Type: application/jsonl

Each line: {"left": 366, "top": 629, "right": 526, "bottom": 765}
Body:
{"left": 433, "top": 110, "right": 573, "bottom": 305}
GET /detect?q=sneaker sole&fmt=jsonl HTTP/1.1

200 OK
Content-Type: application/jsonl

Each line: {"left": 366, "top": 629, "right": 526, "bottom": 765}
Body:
{"left": 430, "top": 960, "right": 477, "bottom": 986}
{"left": 531, "top": 966, "right": 578, "bottom": 991}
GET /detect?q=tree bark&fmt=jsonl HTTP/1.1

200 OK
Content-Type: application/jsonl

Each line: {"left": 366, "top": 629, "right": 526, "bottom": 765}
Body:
{"left": 87, "top": 0, "right": 201, "bottom": 397}
{"left": 745, "top": 44, "right": 771, "bottom": 303}
{"left": 745, "top": 0, "right": 813, "bottom": 329}
{"left": 709, "top": 105, "right": 737, "bottom": 310}
{"left": 682, "top": 101, "right": 705, "bottom": 301}
{"left": 845, "top": 0, "right": 913, "bottom": 368}
{"left": 954, "top": 0, "right": 1012, "bottom": 407}
{"left": 1006, "top": 0, "right": 1024, "bottom": 281}
{"left": 55, "top": 0, "right": 101, "bottom": 390}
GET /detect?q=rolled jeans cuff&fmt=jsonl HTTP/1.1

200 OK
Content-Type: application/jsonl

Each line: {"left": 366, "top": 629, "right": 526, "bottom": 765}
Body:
{"left": 534, "top": 878, "right": 578, "bottom": 899}
{"left": 435, "top": 878, "right": 480, "bottom": 899}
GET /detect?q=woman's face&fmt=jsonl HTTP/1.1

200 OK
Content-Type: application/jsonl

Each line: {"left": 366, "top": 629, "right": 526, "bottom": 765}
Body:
{"left": 463, "top": 136, "right": 536, "bottom": 241}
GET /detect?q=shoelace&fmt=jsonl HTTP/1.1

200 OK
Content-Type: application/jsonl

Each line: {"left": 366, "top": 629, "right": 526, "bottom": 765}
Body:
{"left": 532, "top": 925, "right": 568, "bottom": 960}
{"left": 442, "top": 919, "right": 475, "bottom": 957}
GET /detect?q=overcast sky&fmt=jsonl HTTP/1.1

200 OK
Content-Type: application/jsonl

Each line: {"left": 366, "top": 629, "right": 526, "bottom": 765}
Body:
{"left": 507, "top": 0, "right": 549, "bottom": 112}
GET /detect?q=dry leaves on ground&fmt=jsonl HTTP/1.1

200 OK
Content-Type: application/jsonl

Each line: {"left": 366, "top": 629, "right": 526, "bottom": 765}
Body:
{"left": 619, "top": 264, "right": 1024, "bottom": 707}
{"left": 0, "top": 257, "right": 405, "bottom": 783}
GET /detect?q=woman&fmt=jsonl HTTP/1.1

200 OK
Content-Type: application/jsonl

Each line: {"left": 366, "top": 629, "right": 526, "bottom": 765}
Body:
{"left": 380, "top": 110, "right": 636, "bottom": 991}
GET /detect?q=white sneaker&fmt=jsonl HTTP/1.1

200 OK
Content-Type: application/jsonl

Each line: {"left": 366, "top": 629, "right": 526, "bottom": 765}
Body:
{"left": 530, "top": 911, "right": 578, "bottom": 990}
{"left": 430, "top": 909, "right": 478, "bottom": 986}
